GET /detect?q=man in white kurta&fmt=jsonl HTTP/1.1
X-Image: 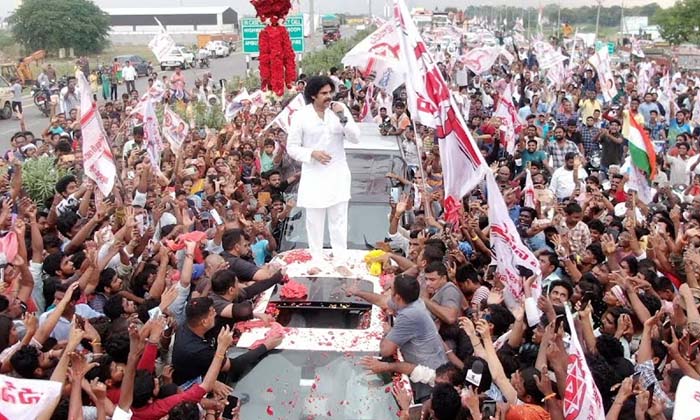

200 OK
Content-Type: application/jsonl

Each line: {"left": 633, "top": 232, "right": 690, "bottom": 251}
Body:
{"left": 287, "top": 77, "right": 361, "bottom": 256}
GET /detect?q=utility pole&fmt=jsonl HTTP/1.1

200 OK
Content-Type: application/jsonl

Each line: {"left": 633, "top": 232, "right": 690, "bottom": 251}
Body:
{"left": 595, "top": 0, "right": 602, "bottom": 40}
{"left": 369, "top": 0, "right": 373, "bottom": 19}
{"left": 620, "top": 0, "right": 625, "bottom": 43}
{"left": 309, "top": 0, "right": 315, "bottom": 32}
{"left": 557, "top": 1, "right": 561, "bottom": 38}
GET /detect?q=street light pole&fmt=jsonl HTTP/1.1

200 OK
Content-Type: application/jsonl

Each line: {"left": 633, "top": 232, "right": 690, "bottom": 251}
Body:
{"left": 595, "top": 0, "right": 602, "bottom": 40}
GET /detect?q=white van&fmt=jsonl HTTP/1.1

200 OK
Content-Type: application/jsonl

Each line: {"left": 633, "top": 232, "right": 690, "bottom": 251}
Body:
{"left": 159, "top": 46, "right": 195, "bottom": 70}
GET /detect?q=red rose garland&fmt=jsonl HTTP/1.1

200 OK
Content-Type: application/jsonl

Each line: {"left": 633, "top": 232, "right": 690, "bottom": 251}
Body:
{"left": 251, "top": 0, "right": 297, "bottom": 96}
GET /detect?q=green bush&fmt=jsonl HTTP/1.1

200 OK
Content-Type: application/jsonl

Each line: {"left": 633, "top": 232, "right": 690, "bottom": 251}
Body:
{"left": 22, "top": 156, "right": 71, "bottom": 205}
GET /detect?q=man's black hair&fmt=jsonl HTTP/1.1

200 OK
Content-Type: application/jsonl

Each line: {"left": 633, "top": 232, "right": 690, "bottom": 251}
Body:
{"left": 221, "top": 229, "right": 244, "bottom": 252}
{"left": 97, "top": 268, "right": 117, "bottom": 293}
{"left": 487, "top": 304, "right": 515, "bottom": 337}
{"left": 303, "top": 75, "right": 335, "bottom": 104}
{"left": 132, "top": 370, "right": 156, "bottom": 408}
{"left": 186, "top": 297, "right": 214, "bottom": 325}
{"left": 55, "top": 175, "right": 77, "bottom": 195}
{"left": 596, "top": 333, "right": 624, "bottom": 361}
{"left": 393, "top": 274, "right": 420, "bottom": 304}
{"left": 430, "top": 383, "right": 461, "bottom": 420}
{"left": 548, "top": 279, "right": 573, "bottom": 301}
{"left": 455, "top": 265, "right": 480, "bottom": 284}
{"left": 56, "top": 211, "right": 80, "bottom": 238}
{"left": 211, "top": 270, "right": 237, "bottom": 295}
{"left": 104, "top": 295, "right": 125, "bottom": 320}
{"left": 425, "top": 261, "right": 447, "bottom": 277}
{"left": 10, "top": 345, "right": 40, "bottom": 378}
{"left": 168, "top": 402, "right": 201, "bottom": 420}
{"left": 105, "top": 332, "right": 130, "bottom": 363}
{"left": 435, "top": 363, "right": 464, "bottom": 387}
{"left": 42, "top": 252, "right": 65, "bottom": 277}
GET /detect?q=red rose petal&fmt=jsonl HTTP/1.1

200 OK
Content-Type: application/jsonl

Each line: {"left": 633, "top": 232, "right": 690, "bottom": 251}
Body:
{"left": 266, "top": 405, "right": 274, "bottom": 416}
{"left": 266, "top": 387, "right": 273, "bottom": 393}
{"left": 280, "top": 279, "right": 308, "bottom": 299}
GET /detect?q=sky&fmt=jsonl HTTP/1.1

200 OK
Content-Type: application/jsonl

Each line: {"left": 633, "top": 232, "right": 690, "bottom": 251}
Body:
{"left": 0, "top": 0, "right": 675, "bottom": 21}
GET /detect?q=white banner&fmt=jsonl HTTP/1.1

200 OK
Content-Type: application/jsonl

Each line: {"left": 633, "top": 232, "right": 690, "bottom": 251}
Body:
{"left": 148, "top": 18, "right": 176, "bottom": 62}
{"left": 674, "top": 376, "right": 700, "bottom": 420}
{"left": 533, "top": 40, "right": 567, "bottom": 70}
{"left": 162, "top": 105, "right": 189, "bottom": 153}
{"left": 394, "top": 0, "right": 487, "bottom": 224}
{"left": 343, "top": 21, "right": 405, "bottom": 92}
{"left": 486, "top": 171, "right": 541, "bottom": 309}
{"left": 523, "top": 169, "right": 536, "bottom": 208}
{"left": 77, "top": 71, "right": 116, "bottom": 196}
{"left": 588, "top": 47, "right": 617, "bottom": 102}
{"left": 0, "top": 374, "right": 62, "bottom": 420}
{"left": 264, "top": 93, "right": 306, "bottom": 132}
{"left": 459, "top": 46, "right": 510, "bottom": 75}
{"left": 564, "top": 306, "right": 606, "bottom": 420}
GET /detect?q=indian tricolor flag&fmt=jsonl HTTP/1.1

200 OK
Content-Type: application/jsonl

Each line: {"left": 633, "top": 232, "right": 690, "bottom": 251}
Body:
{"left": 626, "top": 111, "right": 657, "bottom": 204}
{"left": 626, "top": 111, "right": 657, "bottom": 179}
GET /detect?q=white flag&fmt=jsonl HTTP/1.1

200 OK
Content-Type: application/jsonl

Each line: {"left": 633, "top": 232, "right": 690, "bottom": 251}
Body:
{"left": 459, "top": 46, "right": 511, "bottom": 75}
{"left": 564, "top": 305, "right": 606, "bottom": 420}
{"left": 359, "top": 83, "right": 375, "bottom": 123}
{"left": 493, "top": 83, "right": 524, "bottom": 155}
{"left": 674, "top": 376, "right": 700, "bottom": 420}
{"left": 523, "top": 169, "right": 536, "bottom": 208}
{"left": 224, "top": 88, "right": 250, "bottom": 121}
{"left": 486, "top": 171, "right": 541, "bottom": 309}
{"left": 393, "top": 0, "right": 487, "bottom": 224}
{"left": 627, "top": 166, "right": 654, "bottom": 204}
{"left": 0, "top": 374, "right": 63, "bottom": 420}
{"left": 142, "top": 100, "right": 163, "bottom": 173}
{"left": 342, "top": 21, "right": 405, "bottom": 92}
{"left": 588, "top": 47, "right": 617, "bottom": 102}
{"left": 148, "top": 18, "right": 176, "bottom": 63}
{"left": 162, "top": 105, "right": 189, "bottom": 153}
{"left": 77, "top": 71, "right": 116, "bottom": 196}
{"left": 263, "top": 93, "right": 306, "bottom": 132}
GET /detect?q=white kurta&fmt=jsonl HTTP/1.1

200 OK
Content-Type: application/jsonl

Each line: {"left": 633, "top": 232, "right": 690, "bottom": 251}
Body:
{"left": 287, "top": 103, "right": 361, "bottom": 208}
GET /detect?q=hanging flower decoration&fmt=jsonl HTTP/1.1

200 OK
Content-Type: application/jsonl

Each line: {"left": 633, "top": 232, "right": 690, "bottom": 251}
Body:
{"left": 251, "top": 0, "right": 297, "bottom": 96}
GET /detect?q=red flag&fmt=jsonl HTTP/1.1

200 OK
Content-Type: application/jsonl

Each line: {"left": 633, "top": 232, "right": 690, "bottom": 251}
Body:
{"left": 393, "top": 0, "right": 487, "bottom": 224}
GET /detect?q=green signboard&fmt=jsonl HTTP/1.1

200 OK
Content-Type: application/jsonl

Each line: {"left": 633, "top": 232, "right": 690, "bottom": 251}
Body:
{"left": 594, "top": 41, "right": 616, "bottom": 54}
{"left": 241, "top": 15, "right": 304, "bottom": 54}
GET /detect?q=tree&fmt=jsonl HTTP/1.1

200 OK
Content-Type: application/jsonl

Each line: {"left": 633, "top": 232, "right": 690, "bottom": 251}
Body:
{"left": 9, "top": 0, "right": 110, "bottom": 54}
{"left": 654, "top": 0, "right": 700, "bottom": 45}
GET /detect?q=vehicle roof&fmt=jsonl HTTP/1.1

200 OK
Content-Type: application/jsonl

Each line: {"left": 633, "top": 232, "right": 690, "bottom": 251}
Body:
{"left": 345, "top": 123, "right": 401, "bottom": 152}
{"left": 235, "top": 249, "right": 385, "bottom": 353}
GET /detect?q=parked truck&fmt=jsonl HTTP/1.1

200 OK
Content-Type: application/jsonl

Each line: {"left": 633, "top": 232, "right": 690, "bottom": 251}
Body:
{"left": 322, "top": 14, "right": 341, "bottom": 46}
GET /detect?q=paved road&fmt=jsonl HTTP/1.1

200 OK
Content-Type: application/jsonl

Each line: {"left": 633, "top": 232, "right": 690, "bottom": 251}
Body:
{"left": 0, "top": 27, "right": 354, "bottom": 150}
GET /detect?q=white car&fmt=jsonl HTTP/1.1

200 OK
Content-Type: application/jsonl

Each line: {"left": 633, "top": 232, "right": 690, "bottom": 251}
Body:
{"left": 228, "top": 249, "right": 405, "bottom": 419}
{"left": 159, "top": 46, "right": 195, "bottom": 70}
{"left": 206, "top": 41, "right": 230, "bottom": 58}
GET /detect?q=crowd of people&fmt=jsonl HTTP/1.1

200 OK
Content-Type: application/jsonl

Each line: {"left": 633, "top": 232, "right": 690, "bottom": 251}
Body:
{"left": 1, "top": 24, "right": 700, "bottom": 420}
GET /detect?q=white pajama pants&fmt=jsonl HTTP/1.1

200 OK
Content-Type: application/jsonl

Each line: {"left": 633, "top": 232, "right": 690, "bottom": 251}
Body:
{"left": 305, "top": 201, "right": 349, "bottom": 256}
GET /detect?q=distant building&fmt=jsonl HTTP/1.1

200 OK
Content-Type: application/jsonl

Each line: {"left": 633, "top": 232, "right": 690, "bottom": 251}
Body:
{"left": 104, "top": 7, "right": 239, "bottom": 45}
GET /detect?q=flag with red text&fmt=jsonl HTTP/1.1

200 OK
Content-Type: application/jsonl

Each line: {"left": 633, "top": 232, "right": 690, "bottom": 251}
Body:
{"left": 342, "top": 21, "right": 405, "bottom": 92}
{"left": 360, "top": 83, "right": 375, "bottom": 123}
{"left": 77, "top": 71, "right": 116, "bottom": 196}
{"left": 393, "top": 0, "right": 487, "bottom": 224}
{"left": 564, "top": 306, "right": 606, "bottom": 420}
{"left": 0, "top": 374, "right": 63, "bottom": 420}
{"left": 486, "top": 171, "right": 541, "bottom": 310}
{"left": 162, "top": 105, "right": 189, "bottom": 153}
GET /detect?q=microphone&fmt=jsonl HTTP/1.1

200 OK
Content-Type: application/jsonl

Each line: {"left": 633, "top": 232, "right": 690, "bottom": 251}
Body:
{"left": 464, "top": 359, "right": 484, "bottom": 388}
{"left": 331, "top": 101, "right": 348, "bottom": 125}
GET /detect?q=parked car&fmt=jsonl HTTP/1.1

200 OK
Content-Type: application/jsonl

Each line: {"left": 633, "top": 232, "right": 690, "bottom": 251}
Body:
{"left": 113, "top": 55, "right": 151, "bottom": 77}
{"left": 205, "top": 40, "right": 230, "bottom": 58}
{"left": 159, "top": 47, "right": 195, "bottom": 70}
